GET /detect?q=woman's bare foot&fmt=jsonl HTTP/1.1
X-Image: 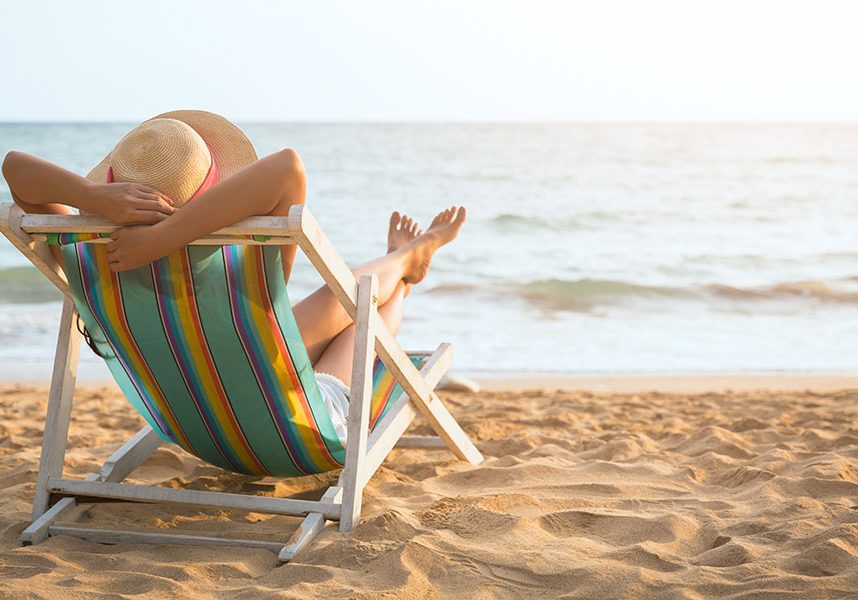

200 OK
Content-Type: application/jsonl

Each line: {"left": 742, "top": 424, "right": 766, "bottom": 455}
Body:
{"left": 388, "top": 211, "right": 422, "bottom": 253}
{"left": 402, "top": 206, "right": 467, "bottom": 285}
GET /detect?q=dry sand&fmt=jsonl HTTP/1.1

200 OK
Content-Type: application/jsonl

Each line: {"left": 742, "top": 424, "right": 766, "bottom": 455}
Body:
{"left": 1, "top": 382, "right": 857, "bottom": 599}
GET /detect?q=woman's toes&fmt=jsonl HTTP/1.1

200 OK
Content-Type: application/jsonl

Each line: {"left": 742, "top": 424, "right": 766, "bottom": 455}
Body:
{"left": 388, "top": 211, "right": 424, "bottom": 252}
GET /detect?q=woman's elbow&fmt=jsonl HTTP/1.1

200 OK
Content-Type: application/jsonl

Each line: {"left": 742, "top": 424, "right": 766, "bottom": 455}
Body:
{"left": 275, "top": 148, "right": 305, "bottom": 177}
{"left": 274, "top": 148, "right": 306, "bottom": 200}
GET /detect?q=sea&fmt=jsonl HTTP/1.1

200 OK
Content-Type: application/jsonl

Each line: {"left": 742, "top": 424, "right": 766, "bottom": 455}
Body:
{"left": 2, "top": 122, "right": 858, "bottom": 379}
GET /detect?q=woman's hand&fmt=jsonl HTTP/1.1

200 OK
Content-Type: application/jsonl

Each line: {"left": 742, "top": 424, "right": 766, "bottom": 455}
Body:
{"left": 86, "top": 182, "right": 175, "bottom": 225}
{"left": 3, "top": 151, "right": 174, "bottom": 224}
{"left": 106, "top": 223, "right": 172, "bottom": 272}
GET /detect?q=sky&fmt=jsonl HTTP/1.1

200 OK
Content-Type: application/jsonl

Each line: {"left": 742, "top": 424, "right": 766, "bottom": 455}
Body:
{"left": 1, "top": 0, "right": 857, "bottom": 122}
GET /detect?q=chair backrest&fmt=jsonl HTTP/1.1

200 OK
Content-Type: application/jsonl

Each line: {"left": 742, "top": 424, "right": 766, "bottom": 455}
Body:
{"left": 52, "top": 237, "right": 377, "bottom": 477}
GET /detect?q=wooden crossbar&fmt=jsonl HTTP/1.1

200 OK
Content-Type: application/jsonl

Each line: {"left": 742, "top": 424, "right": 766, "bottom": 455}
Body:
{"left": 19, "top": 213, "right": 298, "bottom": 237}
{"left": 28, "top": 234, "right": 296, "bottom": 246}
{"left": 395, "top": 436, "right": 446, "bottom": 448}
{"left": 47, "top": 478, "right": 343, "bottom": 519}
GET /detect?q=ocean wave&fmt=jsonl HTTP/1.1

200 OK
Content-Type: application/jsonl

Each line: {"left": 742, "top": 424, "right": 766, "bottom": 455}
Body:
{"left": 488, "top": 213, "right": 595, "bottom": 232}
{"left": 707, "top": 281, "right": 858, "bottom": 303}
{"left": 0, "top": 266, "right": 61, "bottom": 303}
{"left": 490, "top": 213, "right": 571, "bottom": 231}
{"left": 512, "top": 278, "right": 689, "bottom": 311}
{"left": 432, "top": 277, "right": 858, "bottom": 312}
{"left": 4, "top": 259, "right": 858, "bottom": 313}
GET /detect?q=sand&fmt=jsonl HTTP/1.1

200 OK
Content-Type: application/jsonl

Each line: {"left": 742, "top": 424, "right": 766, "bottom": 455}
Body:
{"left": 1, "top": 382, "right": 857, "bottom": 599}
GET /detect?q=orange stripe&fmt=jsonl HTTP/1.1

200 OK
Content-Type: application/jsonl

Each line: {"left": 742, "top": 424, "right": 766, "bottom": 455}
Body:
{"left": 247, "top": 249, "right": 341, "bottom": 470}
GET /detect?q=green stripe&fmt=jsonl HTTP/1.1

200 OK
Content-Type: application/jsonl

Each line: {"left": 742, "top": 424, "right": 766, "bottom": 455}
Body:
{"left": 118, "top": 252, "right": 228, "bottom": 469}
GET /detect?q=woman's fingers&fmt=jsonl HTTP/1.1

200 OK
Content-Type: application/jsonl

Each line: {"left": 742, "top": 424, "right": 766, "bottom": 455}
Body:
{"left": 136, "top": 197, "right": 175, "bottom": 215}
{"left": 120, "top": 209, "right": 168, "bottom": 225}
{"left": 106, "top": 237, "right": 121, "bottom": 270}
{"left": 133, "top": 209, "right": 169, "bottom": 224}
{"left": 139, "top": 192, "right": 175, "bottom": 208}
{"left": 134, "top": 184, "right": 174, "bottom": 205}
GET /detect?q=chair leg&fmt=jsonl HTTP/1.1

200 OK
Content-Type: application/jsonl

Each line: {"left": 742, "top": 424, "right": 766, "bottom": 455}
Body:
{"left": 31, "top": 297, "right": 81, "bottom": 520}
{"left": 21, "top": 475, "right": 96, "bottom": 545}
{"left": 278, "top": 485, "right": 343, "bottom": 562}
{"left": 99, "top": 426, "right": 162, "bottom": 482}
{"left": 339, "top": 274, "right": 378, "bottom": 533}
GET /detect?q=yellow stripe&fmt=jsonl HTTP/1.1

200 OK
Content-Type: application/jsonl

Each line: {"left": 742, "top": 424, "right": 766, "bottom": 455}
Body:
{"left": 372, "top": 369, "right": 396, "bottom": 420}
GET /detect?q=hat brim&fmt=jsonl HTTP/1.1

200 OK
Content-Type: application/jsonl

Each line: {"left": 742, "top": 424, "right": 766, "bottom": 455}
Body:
{"left": 86, "top": 110, "right": 258, "bottom": 184}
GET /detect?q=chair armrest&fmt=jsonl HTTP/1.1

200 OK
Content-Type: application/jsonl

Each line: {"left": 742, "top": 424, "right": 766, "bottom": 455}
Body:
{"left": 19, "top": 213, "right": 298, "bottom": 239}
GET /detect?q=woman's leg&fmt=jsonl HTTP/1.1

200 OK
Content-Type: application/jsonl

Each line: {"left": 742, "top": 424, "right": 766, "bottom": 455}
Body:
{"left": 295, "top": 207, "right": 465, "bottom": 364}
{"left": 312, "top": 281, "right": 407, "bottom": 385}
{"left": 295, "top": 250, "right": 411, "bottom": 363}
{"left": 294, "top": 212, "right": 421, "bottom": 363}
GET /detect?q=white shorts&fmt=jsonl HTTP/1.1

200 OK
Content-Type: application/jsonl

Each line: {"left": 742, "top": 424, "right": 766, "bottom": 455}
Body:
{"left": 315, "top": 372, "right": 350, "bottom": 444}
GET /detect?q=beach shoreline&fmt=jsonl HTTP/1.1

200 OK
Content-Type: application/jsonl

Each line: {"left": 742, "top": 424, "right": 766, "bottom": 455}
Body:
{"left": 5, "top": 365, "right": 858, "bottom": 393}
{"left": 473, "top": 372, "right": 858, "bottom": 393}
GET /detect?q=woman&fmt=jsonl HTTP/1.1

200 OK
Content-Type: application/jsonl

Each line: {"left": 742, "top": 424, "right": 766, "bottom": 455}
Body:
{"left": 2, "top": 110, "right": 465, "bottom": 433}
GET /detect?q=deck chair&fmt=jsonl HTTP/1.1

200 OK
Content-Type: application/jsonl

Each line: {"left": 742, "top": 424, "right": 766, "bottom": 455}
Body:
{"left": 0, "top": 201, "right": 483, "bottom": 561}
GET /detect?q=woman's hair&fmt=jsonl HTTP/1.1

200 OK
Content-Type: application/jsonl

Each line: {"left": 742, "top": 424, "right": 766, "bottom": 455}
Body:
{"left": 76, "top": 314, "right": 107, "bottom": 359}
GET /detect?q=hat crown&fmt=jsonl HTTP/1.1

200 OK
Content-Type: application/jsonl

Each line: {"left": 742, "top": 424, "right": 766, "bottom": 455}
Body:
{"left": 110, "top": 118, "right": 211, "bottom": 206}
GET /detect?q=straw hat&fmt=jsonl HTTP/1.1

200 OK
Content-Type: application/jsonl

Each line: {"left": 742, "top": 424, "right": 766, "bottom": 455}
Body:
{"left": 86, "top": 110, "right": 257, "bottom": 206}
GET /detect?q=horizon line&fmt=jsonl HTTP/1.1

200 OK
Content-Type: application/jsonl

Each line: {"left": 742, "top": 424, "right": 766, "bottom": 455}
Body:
{"left": 2, "top": 118, "right": 858, "bottom": 125}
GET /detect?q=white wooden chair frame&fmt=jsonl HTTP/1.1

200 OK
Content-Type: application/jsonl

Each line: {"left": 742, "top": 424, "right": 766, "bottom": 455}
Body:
{"left": 0, "top": 202, "right": 483, "bottom": 562}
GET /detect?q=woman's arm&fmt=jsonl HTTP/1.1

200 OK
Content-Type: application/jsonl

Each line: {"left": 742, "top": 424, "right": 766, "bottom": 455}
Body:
{"left": 106, "top": 149, "right": 306, "bottom": 282}
{"left": 1, "top": 151, "right": 175, "bottom": 223}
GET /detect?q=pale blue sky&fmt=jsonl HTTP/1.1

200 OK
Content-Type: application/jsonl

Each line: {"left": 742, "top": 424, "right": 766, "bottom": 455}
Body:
{"left": 1, "top": 0, "right": 857, "bottom": 121}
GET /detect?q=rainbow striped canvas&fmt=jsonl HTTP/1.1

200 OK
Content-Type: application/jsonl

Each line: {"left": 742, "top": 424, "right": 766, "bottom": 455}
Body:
{"left": 53, "top": 239, "right": 421, "bottom": 477}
